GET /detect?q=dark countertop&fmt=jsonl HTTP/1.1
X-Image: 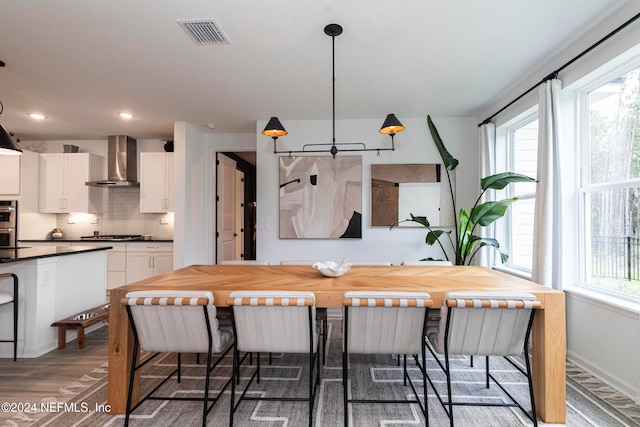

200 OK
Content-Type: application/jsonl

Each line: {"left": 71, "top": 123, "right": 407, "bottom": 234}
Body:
{"left": 0, "top": 246, "right": 112, "bottom": 263}
{"left": 19, "top": 238, "right": 174, "bottom": 243}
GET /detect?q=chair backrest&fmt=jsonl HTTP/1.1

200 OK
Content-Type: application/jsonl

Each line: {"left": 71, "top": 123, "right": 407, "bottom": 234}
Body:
{"left": 219, "top": 260, "right": 269, "bottom": 265}
{"left": 343, "top": 291, "right": 432, "bottom": 355}
{"left": 433, "top": 291, "right": 541, "bottom": 357}
{"left": 227, "top": 290, "right": 317, "bottom": 354}
{"left": 349, "top": 261, "right": 393, "bottom": 266}
{"left": 401, "top": 260, "right": 453, "bottom": 266}
{"left": 122, "top": 290, "right": 230, "bottom": 354}
{"left": 279, "top": 260, "right": 316, "bottom": 265}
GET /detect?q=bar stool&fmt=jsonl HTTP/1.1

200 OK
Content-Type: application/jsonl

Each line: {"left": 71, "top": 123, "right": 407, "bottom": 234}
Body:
{"left": 0, "top": 273, "right": 18, "bottom": 361}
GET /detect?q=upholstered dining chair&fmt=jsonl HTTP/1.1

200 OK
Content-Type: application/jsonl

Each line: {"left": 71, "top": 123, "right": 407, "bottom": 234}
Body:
{"left": 122, "top": 290, "right": 233, "bottom": 427}
{"left": 219, "top": 260, "right": 269, "bottom": 265}
{"left": 0, "top": 273, "right": 18, "bottom": 361}
{"left": 349, "top": 261, "right": 393, "bottom": 265}
{"left": 227, "top": 290, "right": 320, "bottom": 427}
{"left": 424, "top": 291, "right": 541, "bottom": 427}
{"left": 342, "top": 291, "right": 432, "bottom": 426}
{"left": 279, "top": 260, "right": 316, "bottom": 265}
{"left": 401, "top": 260, "right": 453, "bottom": 266}
{"left": 280, "top": 260, "right": 330, "bottom": 364}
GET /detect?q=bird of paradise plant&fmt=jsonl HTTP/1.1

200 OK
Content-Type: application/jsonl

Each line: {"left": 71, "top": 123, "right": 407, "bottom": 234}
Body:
{"left": 391, "top": 116, "right": 536, "bottom": 265}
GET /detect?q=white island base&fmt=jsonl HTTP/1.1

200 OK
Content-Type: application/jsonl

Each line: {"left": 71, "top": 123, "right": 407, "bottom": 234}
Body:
{"left": 0, "top": 249, "right": 107, "bottom": 358}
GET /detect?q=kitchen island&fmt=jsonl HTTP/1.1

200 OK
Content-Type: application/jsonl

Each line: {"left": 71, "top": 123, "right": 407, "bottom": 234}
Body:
{"left": 0, "top": 246, "right": 110, "bottom": 358}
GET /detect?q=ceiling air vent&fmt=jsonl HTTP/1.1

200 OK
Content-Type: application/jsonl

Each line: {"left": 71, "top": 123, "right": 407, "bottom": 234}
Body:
{"left": 177, "top": 19, "right": 230, "bottom": 45}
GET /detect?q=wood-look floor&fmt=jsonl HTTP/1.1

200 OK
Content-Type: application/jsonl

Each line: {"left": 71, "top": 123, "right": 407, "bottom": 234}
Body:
{"left": 0, "top": 325, "right": 108, "bottom": 424}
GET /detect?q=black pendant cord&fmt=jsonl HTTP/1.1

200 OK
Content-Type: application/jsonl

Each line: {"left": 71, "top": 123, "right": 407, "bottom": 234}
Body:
{"left": 332, "top": 31, "right": 336, "bottom": 149}
{"left": 479, "top": 12, "right": 640, "bottom": 127}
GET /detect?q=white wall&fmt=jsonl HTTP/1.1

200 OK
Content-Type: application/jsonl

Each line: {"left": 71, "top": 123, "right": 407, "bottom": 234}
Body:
{"left": 254, "top": 117, "right": 478, "bottom": 265}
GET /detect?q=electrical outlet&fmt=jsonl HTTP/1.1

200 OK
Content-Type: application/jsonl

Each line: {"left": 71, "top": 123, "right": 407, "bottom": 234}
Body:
{"left": 161, "top": 217, "right": 169, "bottom": 224}
{"left": 259, "top": 220, "right": 269, "bottom": 230}
{"left": 66, "top": 216, "right": 76, "bottom": 224}
{"left": 90, "top": 217, "right": 99, "bottom": 224}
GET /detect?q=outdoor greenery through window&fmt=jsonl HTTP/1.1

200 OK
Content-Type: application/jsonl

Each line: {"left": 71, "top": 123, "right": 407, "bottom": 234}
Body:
{"left": 505, "top": 118, "right": 538, "bottom": 272}
{"left": 582, "top": 64, "right": 640, "bottom": 299}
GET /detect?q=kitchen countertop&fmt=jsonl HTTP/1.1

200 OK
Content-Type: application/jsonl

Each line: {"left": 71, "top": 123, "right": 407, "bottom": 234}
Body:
{"left": 0, "top": 246, "right": 112, "bottom": 263}
{"left": 19, "top": 238, "right": 174, "bottom": 243}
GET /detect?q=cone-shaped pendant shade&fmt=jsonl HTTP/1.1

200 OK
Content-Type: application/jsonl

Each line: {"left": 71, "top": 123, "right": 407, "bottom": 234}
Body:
{"left": 0, "top": 124, "right": 22, "bottom": 155}
{"left": 262, "top": 117, "right": 288, "bottom": 138}
{"left": 379, "top": 114, "right": 405, "bottom": 135}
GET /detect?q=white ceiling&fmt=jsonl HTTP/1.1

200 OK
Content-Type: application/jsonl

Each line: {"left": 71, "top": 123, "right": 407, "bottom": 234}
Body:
{"left": 0, "top": 0, "right": 630, "bottom": 141}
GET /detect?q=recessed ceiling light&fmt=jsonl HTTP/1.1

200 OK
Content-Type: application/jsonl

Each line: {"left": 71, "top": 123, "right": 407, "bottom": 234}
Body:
{"left": 29, "top": 113, "right": 46, "bottom": 120}
{"left": 118, "top": 112, "right": 134, "bottom": 119}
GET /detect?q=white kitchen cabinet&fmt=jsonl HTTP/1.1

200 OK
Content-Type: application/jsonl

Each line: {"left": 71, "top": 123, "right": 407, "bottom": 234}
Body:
{"left": 126, "top": 242, "right": 173, "bottom": 284}
{"left": 0, "top": 155, "right": 20, "bottom": 194}
{"left": 71, "top": 241, "right": 126, "bottom": 290}
{"left": 39, "top": 153, "right": 104, "bottom": 213}
{"left": 140, "top": 153, "right": 173, "bottom": 213}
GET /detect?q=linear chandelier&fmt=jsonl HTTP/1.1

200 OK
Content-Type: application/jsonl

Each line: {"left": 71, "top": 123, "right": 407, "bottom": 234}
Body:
{"left": 262, "top": 23, "right": 405, "bottom": 158}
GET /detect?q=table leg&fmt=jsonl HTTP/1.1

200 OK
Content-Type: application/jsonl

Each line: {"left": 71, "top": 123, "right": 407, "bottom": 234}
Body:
{"left": 107, "top": 288, "right": 137, "bottom": 414}
{"left": 531, "top": 291, "right": 566, "bottom": 423}
{"left": 76, "top": 327, "right": 85, "bottom": 349}
{"left": 57, "top": 328, "right": 66, "bottom": 349}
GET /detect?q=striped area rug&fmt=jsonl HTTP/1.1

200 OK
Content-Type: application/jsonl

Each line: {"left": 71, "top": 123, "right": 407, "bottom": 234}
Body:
{"left": 23, "top": 320, "right": 640, "bottom": 426}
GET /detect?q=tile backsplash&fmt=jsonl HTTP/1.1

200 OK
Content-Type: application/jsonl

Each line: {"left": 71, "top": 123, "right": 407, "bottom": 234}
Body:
{"left": 55, "top": 187, "right": 174, "bottom": 239}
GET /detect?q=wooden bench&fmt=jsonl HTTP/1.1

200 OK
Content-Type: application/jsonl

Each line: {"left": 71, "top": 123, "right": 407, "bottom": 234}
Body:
{"left": 51, "top": 304, "right": 110, "bottom": 349}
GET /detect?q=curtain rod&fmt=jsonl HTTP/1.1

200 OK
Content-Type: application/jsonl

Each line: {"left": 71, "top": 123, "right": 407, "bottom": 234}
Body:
{"left": 478, "top": 11, "right": 640, "bottom": 127}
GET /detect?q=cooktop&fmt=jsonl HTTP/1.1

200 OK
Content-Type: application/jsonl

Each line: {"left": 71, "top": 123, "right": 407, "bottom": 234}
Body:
{"left": 80, "top": 235, "right": 143, "bottom": 241}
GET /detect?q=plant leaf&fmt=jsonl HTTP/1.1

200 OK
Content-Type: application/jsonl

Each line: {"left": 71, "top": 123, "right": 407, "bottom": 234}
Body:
{"left": 427, "top": 116, "right": 459, "bottom": 171}
{"left": 480, "top": 172, "right": 535, "bottom": 191}
{"left": 470, "top": 198, "right": 517, "bottom": 226}
{"left": 426, "top": 229, "right": 450, "bottom": 245}
{"left": 390, "top": 214, "right": 430, "bottom": 229}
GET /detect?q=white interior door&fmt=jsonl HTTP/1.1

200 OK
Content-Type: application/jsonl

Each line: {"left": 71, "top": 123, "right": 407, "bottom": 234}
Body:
{"left": 235, "top": 169, "right": 245, "bottom": 260}
{"left": 217, "top": 154, "right": 237, "bottom": 262}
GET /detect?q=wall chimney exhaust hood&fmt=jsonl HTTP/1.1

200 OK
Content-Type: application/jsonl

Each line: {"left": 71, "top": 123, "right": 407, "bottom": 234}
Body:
{"left": 86, "top": 135, "right": 140, "bottom": 187}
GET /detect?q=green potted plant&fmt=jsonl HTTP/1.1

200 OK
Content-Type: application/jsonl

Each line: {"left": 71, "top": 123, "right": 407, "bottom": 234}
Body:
{"left": 391, "top": 116, "right": 535, "bottom": 265}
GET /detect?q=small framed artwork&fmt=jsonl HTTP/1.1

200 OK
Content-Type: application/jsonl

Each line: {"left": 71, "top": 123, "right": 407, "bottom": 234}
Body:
{"left": 370, "top": 163, "right": 455, "bottom": 227}
{"left": 279, "top": 156, "right": 362, "bottom": 239}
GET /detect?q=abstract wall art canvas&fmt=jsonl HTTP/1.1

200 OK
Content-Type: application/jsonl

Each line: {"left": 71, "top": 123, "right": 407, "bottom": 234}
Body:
{"left": 370, "top": 163, "right": 455, "bottom": 227}
{"left": 279, "top": 156, "right": 362, "bottom": 239}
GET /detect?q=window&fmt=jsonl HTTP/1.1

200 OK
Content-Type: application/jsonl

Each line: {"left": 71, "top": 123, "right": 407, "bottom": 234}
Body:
{"left": 504, "top": 118, "right": 538, "bottom": 272}
{"left": 508, "top": 119, "right": 538, "bottom": 270}
{"left": 580, "top": 64, "right": 640, "bottom": 299}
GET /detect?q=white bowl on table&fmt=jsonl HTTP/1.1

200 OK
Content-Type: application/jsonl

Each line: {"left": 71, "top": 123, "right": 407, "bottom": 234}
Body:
{"left": 312, "top": 260, "right": 352, "bottom": 277}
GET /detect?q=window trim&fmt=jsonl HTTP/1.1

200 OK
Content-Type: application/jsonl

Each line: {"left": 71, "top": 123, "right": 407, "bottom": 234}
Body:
{"left": 576, "top": 56, "right": 640, "bottom": 298}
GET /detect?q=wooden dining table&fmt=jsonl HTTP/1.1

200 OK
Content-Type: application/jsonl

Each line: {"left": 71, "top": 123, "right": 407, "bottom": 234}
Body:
{"left": 107, "top": 264, "right": 566, "bottom": 423}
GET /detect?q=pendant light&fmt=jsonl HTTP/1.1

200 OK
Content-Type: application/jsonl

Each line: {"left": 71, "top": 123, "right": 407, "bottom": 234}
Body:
{"left": 0, "top": 101, "right": 22, "bottom": 155}
{"left": 262, "top": 24, "right": 404, "bottom": 158}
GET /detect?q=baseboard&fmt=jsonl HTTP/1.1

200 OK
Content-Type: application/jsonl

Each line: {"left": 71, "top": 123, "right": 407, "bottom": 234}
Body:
{"left": 568, "top": 352, "right": 640, "bottom": 405}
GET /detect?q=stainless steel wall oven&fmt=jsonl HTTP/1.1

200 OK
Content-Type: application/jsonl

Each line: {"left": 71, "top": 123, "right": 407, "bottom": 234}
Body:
{"left": 0, "top": 200, "right": 17, "bottom": 248}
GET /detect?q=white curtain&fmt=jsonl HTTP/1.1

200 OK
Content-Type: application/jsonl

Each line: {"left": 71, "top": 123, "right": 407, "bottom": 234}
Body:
{"left": 532, "top": 78, "right": 563, "bottom": 289}
{"left": 477, "top": 122, "right": 495, "bottom": 267}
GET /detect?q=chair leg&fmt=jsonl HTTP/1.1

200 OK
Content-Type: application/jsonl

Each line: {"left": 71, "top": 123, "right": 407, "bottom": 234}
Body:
{"left": 202, "top": 348, "right": 213, "bottom": 427}
{"left": 485, "top": 356, "right": 490, "bottom": 388}
{"left": 177, "top": 353, "right": 182, "bottom": 383}
{"left": 445, "top": 351, "right": 454, "bottom": 427}
{"left": 230, "top": 344, "right": 237, "bottom": 427}
{"left": 13, "top": 274, "right": 18, "bottom": 361}
{"left": 124, "top": 339, "right": 139, "bottom": 427}
{"left": 322, "top": 318, "right": 327, "bottom": 365}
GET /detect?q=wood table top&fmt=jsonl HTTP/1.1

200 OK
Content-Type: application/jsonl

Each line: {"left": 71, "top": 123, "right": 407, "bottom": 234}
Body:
{"left": 114, "top": 264, "right": 560, "bottom": 308}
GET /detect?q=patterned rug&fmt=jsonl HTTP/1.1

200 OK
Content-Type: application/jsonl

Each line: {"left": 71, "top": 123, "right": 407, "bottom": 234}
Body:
{"left": 13, "top": 320, "right": 640, "bottom": 426}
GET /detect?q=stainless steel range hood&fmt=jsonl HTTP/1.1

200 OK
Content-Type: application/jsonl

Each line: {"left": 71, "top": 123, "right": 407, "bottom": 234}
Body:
{"left": 86, "top": 135, "right": 139, "bottom": 187}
